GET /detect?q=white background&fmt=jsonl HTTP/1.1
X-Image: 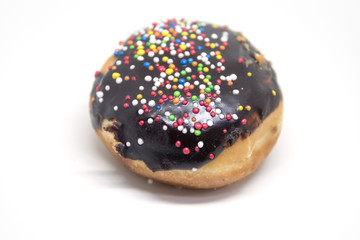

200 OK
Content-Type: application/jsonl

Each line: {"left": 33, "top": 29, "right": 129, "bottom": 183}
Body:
{"left": 1, "top": 0, "right": 360, "bottom": 239}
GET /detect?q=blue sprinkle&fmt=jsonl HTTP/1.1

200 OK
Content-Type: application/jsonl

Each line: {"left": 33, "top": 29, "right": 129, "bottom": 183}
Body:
{"left": 114, "top": 51, "right": 118, "bottom": 57}
{"left": 118, "top": 51, "right": 124, "bottom": 56}
{"left": 197, "top": 46, "right": 203, "bottom": 51}
{"left": 199, "top": 27, "right": 205, "bottom": 32}
{"left": 156, "top": 106, "right": 161, "bottom": 110}
{"left": 141, "top": 36, "right": 147, "bottom": 41}
{"left": 188, "top": 58, "right": 193, "bottom": 63}
{"left": 143, "top": 62, "right": 151, "bottom": 68}
{"left": 207, "top": 54, "right": 211, "bottom": 59}
{"left": 180, "top": 59, "right": 188, "bottom": 65}
{"left": 175, "top": 39, "right": 181, "bottom": 44}
{"left": 179, "top": 78, "right": 186, "bottom": 85}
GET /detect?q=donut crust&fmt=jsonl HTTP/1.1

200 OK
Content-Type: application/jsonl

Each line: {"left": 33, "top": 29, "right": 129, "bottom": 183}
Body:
{"left": 95, "top": 100, "right": 283, "bottom": 189}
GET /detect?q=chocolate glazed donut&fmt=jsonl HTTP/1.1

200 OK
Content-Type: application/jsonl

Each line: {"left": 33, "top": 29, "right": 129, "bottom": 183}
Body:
{"left": 90, "top": 19, "right": 283, "bottom": 189}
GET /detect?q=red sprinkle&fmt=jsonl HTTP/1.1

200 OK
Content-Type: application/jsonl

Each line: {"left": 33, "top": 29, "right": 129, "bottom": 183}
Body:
{"left": 226, "top": 114, "right": 232, "bottom": 120}
{"left": 183, "top": 112, "right": 189, "bottom": 118}
{"left": 151, "top": 91, "right": 156, "bottom": 97}
{"left": 123, "top": 103, "right": 129, "bottom": 109}
{"left": 175, "top": 141, "right": 181, "bottom": 147}
{"left": 195, "top": 146, "right": 200, "bottom": 152}
{"left": 241, "top": 118, "right": 247, "bottom": 125}
{"left": 210, "top": 111, "right": 216, "bottom": 117}
{"left": 125, "top": 95, "right": 130, "bottom": 100}
{"left": 238, "top": 58, "right": 244, "bottom": 63}
{"left": 202, "top": 123, "right": 208, "bottom": 129}
{"left": 182, "top": 100, "right": 188, "bottom": 105}
{"left": 222, "top": 129, "right": 227, "bottom": 133}
{"left": 95, "top": 85, "right": 100, "bottom": 91}
{"left": 193, "top": 108, "right": 199, "bottom": 114}
{"left": 183, "top": 147, "right": 190, "bottom": 155}
{"left": 155, "top": 116, "right": 160, "bottom": 122}
{"left": 94, "top": 71, "right": 101, "bottom": 77}
{"left": 139, "top": 120, "right": 144, "bottom": 126}
{"left": 209, "top": 153, "right": 215, "bottom": 160}
{"left": 194, "top": 122, "right": 202, "bottom": 130}
{"left": 177, "top": 118, "right": 184, "bottom": 125}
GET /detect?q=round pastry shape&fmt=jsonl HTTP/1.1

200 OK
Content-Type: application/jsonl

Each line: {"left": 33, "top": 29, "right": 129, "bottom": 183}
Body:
{"left": 90, "top": 19, "right": 283, "bottom": 189}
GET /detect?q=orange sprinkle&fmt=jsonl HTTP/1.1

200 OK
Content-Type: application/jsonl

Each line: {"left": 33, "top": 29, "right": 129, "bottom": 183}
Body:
{"left": 172, "top": 85, "right": 178, "bottom": 90}
{"left": 157, "top": 46, "right": 162, "bottom": 51}
{"left": 219, "top": 45, "right": 226, "bottom": 51}
{"left": 192, "top": 117, "right": 196, "bottom": 122}
{"left": 124, "top": 76, "right": 130, "bottom": 81}
{"left": 154, "top": 31, "right": 160, "bottom": 37}
{"left": 215, "top": 50, "right": 221, "bottom": 55}
{"left": 91, "top": 97, "right": 95, "bottom": 102}
{"left": 189, "top": 84, "right": 195, "bottom": 90}
{"left": 153, "top": 49, "right": 158, "bottom": 54}
{"left": 205, "top": 42, "right": 210, "bottom": 47}
{"left": 227, "top": 81, "right": 233, "bottom": 86}
{"left": 169, "top": 64, "right": 175, "bottom": 69}
{"left": 157, "top": 90, "right": 163, "bottom": 95}
{"left": 173, "top": 97, "right": 180, "bottom": 104}
{"left": 245, "top": 105, "right": 251, "bottom": 111}
{"left": 200, "top": 89, "right": 205, "bottom": 94}
{"left": 205, "top": 98, "right": 211, "bottom": 103}
{"left": 148, "top": 65, "right": 154, "bottom": 71}
{"left": 127, "top": 40, "right": 133, "bottom": 45}
{"left": 112, "top": 66, "right": 117, "bottom": 70}
{"left": 192, "top": 61, "right": 198, "bottom": 66}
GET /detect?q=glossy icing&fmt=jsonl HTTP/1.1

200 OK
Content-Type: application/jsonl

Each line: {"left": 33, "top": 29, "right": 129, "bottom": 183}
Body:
{"left": 90, "top": 19, "right": 282, "bottom": 171}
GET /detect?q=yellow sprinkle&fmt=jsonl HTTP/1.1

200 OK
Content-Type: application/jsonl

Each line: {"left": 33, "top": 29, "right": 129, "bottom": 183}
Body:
{"left": 216, "top": 55, "right": 222, "bottom": 60}
{"left": 238, "top": 105, "right": 244, "bottom": 111}
{"left": 203, "top": 78, "right": 209, "bottom": 83}
{"left": 147, "top": 30, "right": 153, "bottom": 35}
{"left": 190, "top": 34, "right": 196, "bottom": 39}
{"left": 210, "top": 43, "right": 216, "bottom": 49}
{"left": 212, "top": 24, "right": 218, "bottom": 28}
{"left": 247, "top": 72, "right": 252, "bottom": 77}
{"left": 137, "top": 94, "right": 143, "bottom": 100}
{"left": 162, "top": 56, "right": 169, "bottom": 62}
{"left": 166, "top": 68, "right": 174, "bottom": 75}
{"left": 272, "top": 90, "right": 277, "bottom": 96}
{"left": 203, "top": 67, "right": 209, "bottom": 72}
{"left": 137, "top": 45, "right": 144, "bottom": 50}
{"left": 112, "top": 72, "right": 120, "bottom": 79}
{"left": 162, "top": 30, "right": 168, "bottom": 36}
{"left": 137, "top": 49, "right": 145, "bottom": 55}
{"left": 181, "top": 31, "right": 188, "bottom": 36}
{"left": 149, "top": 44, "right": 156, "bottom": 50}
{"left": 179, "top": 44, "right": 187, "bottom": 50}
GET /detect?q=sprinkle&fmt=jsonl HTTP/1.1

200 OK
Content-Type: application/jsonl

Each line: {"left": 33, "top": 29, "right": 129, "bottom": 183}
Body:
{"left": 245, "top": 105, "right": 251, "bottom": 111}
{"left": 175, "top": 141, "right": 181, "bottom": 147}
{"left": 168, "top": 115, "right": 175, "bottom": 121}
{"left": 209, "top": 153, "right": 215, "bottom": 159}
{"left": 163, "top": 125, "right": 168, "bottom": 131}
{"left": 147, "top": 118, "right": 154, "bottom": 124}
{"left": 241, "top": 118, "right": 247, "bottom": 125}
{"left": 137, "top": 138, "right": 144, "bottom": 145}
{"left": 144, "top": 75, "right": 152, "bottom": 82}
{"left": 197, "top": 141, "right": 204, "bottom": 148}
{"left": 113, "top": 106, "right": 118, "bottom": 111}
{"left": 112, "top": 72, "right": 120, "bottom": 79}
{"left": 183, "top": 147, "right": 190, "bottom": 155}
{"left": 194, "top": 130, "right": 201, "bottom": 136}
{"left": 132, "top": 99, "right": 138, "bottom": 106}
{"left": 247, "top": 72, "right": 252, "bottom": 77}
{"left": 272, "top": 90, "right": 277, "bottom": 96}
{"left": 238, "top": 105, "right": 244, "bottom": 111}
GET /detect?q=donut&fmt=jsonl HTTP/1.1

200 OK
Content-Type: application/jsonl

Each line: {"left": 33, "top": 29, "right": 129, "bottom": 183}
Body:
{"left": 90, "top": 19, "right": 283, "bottom": 189}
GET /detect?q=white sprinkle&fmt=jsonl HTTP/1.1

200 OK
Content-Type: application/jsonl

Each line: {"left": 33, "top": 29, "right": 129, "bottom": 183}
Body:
{"left": 178, "top": 53, "right": 184, "bottom": 58}
{"left": 148, "top": 51, "right": 155, "bottom": 57}
{"left": 215, "top": 108, "right": 221, "bottom": 114}
{"left": 137, "top": 56, "right": 144, "bottom": 61}
{"left": 130, "top": 65, "right": 135, "bottom": 70}
{"left": 148, "top": 100, "right": 155, "bottom": 107}
{"left": 174, "top": 72, "right": 180, "bottom": 77}
{"left": 194, "top": 80, "right": 199, "bottom": 85}
{"left": 115, "top": 77, "right": 123, "bottom": 84}
{"left": 153, "top": 57, "right": 159, "bottom": 63}
{"left": 154, "top": 81, "right": 161, "bottom": 87}
{"left": 105, "top": 85, "right": 110, "bottom": 91}
{"left": 139, "top": 86, "right": 144, "bottom": 91}
{"left": 215, "top": 98, "right": 221, "bottom": 103}
{"left": 158, "top": 50, "right": 164, "bottom": 55}
{"left": 231, "top": 74, "right": 237, "bottom": 80}
{"left": 132, "top": 99, "right": 138, "bottom": 106}
{"left": 216, "top": 90, "right": 221, "bottom": 95}
{"left": 163, "top": 125, "right": 168, "bottom": 131}
{"left": 144, "top": 75, "right": 152, "bottom": 82}
{"left": 232, "top": 114, "right": 239, "bottom": 120}
{"left": 126, "top": 142, "right": 131, "bottom": 147}
{"left": 184, "top": 51, "right": 190, "bottom": 56}
{"left": 185, "top": 67, "right": 192, "bottom": 73}
{"left": 147, "top": 118, "right": 153, "bottom": 124}
{"left": 220, "top": 75, "right": 226, "bottom": 80}
{"left": 140, "top": 98, "right": 147, "bottom": 104}
{"left": 190, "top": 127, "right": 195, "bottom": 133}
{"left": 166, "top": 84, "right": 171, "bottom": 89}
{"left": 210, "top": 102, "right": 215, "bottom": 107}
{"left": 177, "top": 125, "right": 184, "bottom": 131}
{"left": 210, "top": 51, "right": 216, "bottom": 56}
{"left": 199, "top": 84, "right": 206, "bottom": 90}
{"left": 192, "top": 168, "right": 198, "bottom": 172}
{"left": 96, "top": 91, "right": 104, "bottom": 98}
{"left": 138, "top": 109, "right": 144, "bottom": 115}
{"left": 219, "top": 114, "right": 225, "bottom": 119}
{"left": 182, "top": 128, "right": 188, "bottom": 134}
{"left": 184, "top": 119, "right": 189, "bottom": 124}
{"left": 233, "top": 89, "right": 240, "bottom": 95}
{"left": 137, "top": 138, "right": 144, "bottom": 145}
{"left": 98, "top": 98, "right": 103, "bottom": 103}
{"left": 178, "top": 85, "right": 184, "bottom": 90}
{"left": 152, "top": 86, "right": 157, "bottom": 91}
{"left": 116, "top": 60, "right": 122, "bottom": 65}
{"left": 197, "top": 141, "right": 204, "bottom": 148}
{"left": 160, "top": 72, "right": 166, "bottom": 78}
{"left": 170, "top": 50, "right": 177, "bottom": 55}
{"left": 147, "top": 179, "right": 153, "bottom": 184}
{"left": 168, "top": 75, "right": 174, "bottom": 81}
{"left": 204, "top": 37, "right": 210, "bottom": 42}
{"left": 193, "top": 102, "right": 199, "bottom": 107}
{"left": 207, "top": 120, "right": 214, "bottom": 126}
{"left": 210, "top": 64, "right": 216, "bottom": 69}
{"left": 214, "top": 85, "right": 220, "bottom": 90}
{"left": 199, "top": 94, "right": 205, "bottom": 100}
{"left": 165, "top": 111, "right": 170, "bottom": 116}
{"left": 167, "top": 59, "right": 173, "bottom": 64}
{"left": 113, "top": 106, "right": 118, "bottom": 111}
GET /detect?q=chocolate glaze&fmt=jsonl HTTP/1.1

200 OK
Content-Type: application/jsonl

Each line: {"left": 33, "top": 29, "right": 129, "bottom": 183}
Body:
{"left": 90, "top": 19, "right": 282, "bottom": 171}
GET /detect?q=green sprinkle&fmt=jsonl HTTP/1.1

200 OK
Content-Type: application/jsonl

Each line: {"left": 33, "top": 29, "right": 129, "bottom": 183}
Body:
{"left": 194, "top": 130, "right": 201, "bottom": 136}
{"left": 205, "top": 87, "right": 211, "bottom": 93}
{"left": 129, "top": 45, "right": 135, "bottom": 49}
{"left": 209, "top": 84, "right": 214, "bottom": 89}
{"left": 169, "top": 115, "right": 175, "bottom": 121}
{"left": 134, "top": 54, "right": 138, "bottom": 59}
{"left": 174, "top": 91, "right": 181, "bottom": 97}
{"left": 198, "top": 63, "right": 203, "bottom": 68}
{"left": 181, "top": 70, "right": 186, "bottom": 76}
{"left": 191, "top": 95, "right": 198, "bottom": 101}
{"left": 186, "top": 76, "right": 191, "bottom": 81}
{"left": 206, "top": 75, "right": 212, "bottom": 80}
{"left": 146, "top": 42, "right": 151, "bottom": 47}
{"left": 197, "top": 67, "right": 203, "bottom": 72}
